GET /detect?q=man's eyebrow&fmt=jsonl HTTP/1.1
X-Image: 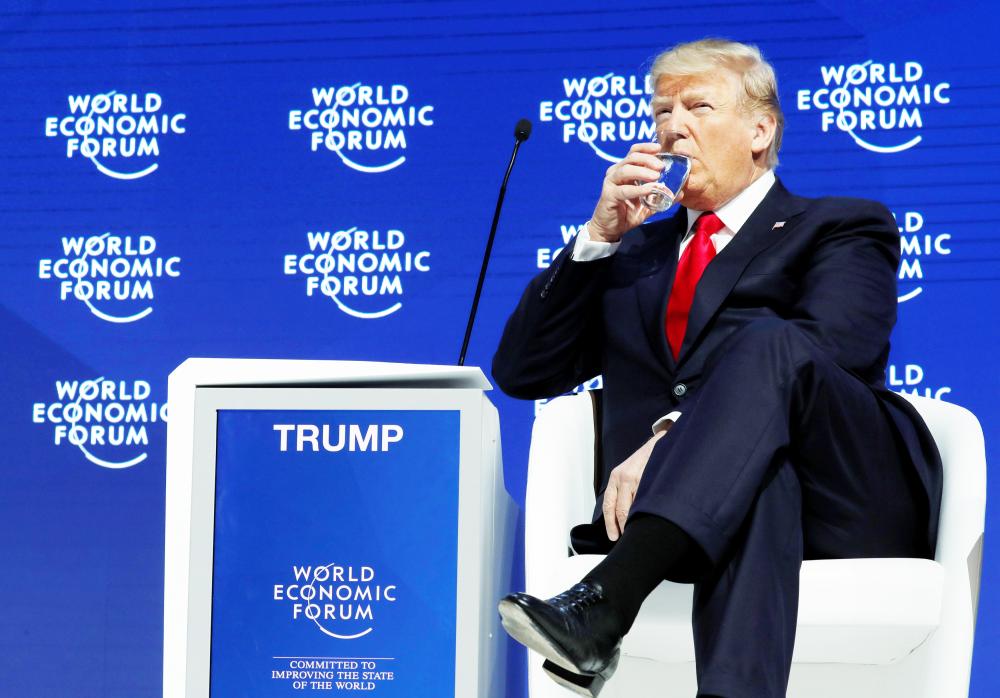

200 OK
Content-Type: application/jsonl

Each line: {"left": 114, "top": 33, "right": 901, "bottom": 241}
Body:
{"left": 682, "top": 89, "right": 712, "bottom": 102}
{"left": 652, "top": 89, "right": 712, "bottom": 107}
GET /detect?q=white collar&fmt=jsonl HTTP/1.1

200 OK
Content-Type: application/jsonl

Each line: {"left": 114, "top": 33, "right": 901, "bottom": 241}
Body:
{"left": 685, "top": 169, "right": 776, "bottom": 234}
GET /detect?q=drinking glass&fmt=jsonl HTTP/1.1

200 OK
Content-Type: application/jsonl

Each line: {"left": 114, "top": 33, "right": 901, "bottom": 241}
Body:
{"left": 639, "top": 130, "right": 691, "bottom": 212}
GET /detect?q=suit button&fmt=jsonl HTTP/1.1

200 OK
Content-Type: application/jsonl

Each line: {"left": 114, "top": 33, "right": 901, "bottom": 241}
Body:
{"left": 672, "top": 383, "right": 687, "bottom": 398}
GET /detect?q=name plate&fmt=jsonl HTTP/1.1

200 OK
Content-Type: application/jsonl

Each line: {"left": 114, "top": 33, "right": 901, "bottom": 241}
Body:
{"left": 209, "top": 408, "right": 460, "bottom": 696}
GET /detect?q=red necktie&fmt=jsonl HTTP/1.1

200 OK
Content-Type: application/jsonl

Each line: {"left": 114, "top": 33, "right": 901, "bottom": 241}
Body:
{"left": 665, "top": 212, "right": 724, "bottom": 359}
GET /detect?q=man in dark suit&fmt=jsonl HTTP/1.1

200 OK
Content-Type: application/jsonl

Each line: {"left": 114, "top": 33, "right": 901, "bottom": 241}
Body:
{"left": 493, "top": 39, "right": 941, "bottom": 698}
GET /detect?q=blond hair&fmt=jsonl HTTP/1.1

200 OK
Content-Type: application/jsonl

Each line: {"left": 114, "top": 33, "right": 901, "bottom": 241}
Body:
{"left": 649, "top": 38, "right": 784, "bottom": 168}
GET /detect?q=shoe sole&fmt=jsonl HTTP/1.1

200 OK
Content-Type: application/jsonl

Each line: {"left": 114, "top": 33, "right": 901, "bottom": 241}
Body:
{"left": 543, "top": 656, "right": 619, "bottom": 698}
{"left": 497, "top": 597, "right": 583, "bottom": 675}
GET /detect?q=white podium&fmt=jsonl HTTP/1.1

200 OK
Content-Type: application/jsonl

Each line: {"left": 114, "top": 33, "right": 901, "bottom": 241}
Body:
{"left": 163, "top": 359, "right": 516, "bottom": 698}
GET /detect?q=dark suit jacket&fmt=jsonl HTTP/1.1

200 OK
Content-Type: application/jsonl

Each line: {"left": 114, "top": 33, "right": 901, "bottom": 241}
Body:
{"left": 492, "top": 178, "right": 942, "bottom": 556}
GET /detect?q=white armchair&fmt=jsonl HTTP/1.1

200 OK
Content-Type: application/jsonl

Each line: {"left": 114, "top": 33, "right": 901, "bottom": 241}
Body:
{"left": 524, "top": 391, "right": 986, "bottom": 697}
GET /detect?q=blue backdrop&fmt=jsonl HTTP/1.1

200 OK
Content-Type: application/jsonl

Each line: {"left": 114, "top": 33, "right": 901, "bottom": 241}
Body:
{"left": 1, "top": 1, "right": 996, "bottom": 696}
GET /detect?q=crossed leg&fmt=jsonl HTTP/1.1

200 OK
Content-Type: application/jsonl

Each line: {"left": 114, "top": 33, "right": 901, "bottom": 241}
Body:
{"left": 622, "top": 319, "right": 928, "bottom": 697}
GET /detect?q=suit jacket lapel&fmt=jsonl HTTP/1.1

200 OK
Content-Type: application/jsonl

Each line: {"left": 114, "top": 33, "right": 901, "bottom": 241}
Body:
{"left": 634, "top": 210, "right": 686, "bottom": 372}
{"left": 676, "top": 179, "right": 807, "bottom": 365}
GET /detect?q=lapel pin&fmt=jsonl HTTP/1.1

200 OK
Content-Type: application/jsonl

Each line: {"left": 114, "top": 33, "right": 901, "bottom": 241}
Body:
{"left": 772, "top": 221, "right": 786, "bottom": 229}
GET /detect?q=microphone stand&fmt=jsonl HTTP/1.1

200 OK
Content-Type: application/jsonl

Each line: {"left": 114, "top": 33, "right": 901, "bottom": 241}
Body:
{"left": 457, "top": 121, "right": 531, "bottom": 366}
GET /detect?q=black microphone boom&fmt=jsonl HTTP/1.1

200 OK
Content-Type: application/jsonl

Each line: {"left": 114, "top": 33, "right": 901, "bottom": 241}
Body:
{"left": 457, "top": 119, "right": 532, "bottom": 366}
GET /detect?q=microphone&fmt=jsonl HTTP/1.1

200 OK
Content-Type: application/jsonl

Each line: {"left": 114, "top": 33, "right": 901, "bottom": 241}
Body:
{"left": 514, "top": 118, "right": 532, "bottom": 143}
{"left": 457, "top": 118, "right": 532, "bottom": 366}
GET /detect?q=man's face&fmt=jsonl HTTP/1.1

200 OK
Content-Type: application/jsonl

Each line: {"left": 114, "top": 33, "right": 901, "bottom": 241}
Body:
{"left": 652, "top": 69, "right": 763, "bottom": 211}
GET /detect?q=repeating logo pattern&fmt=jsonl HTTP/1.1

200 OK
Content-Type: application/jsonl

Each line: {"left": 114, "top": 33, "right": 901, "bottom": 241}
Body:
{"left": 43, "top": 91, "right": 186, "bottom": 178}
{"left": 288, "top": 83, "right": 434, "bottom": 172}
{"left": 37, "top": 233, "right": 181, "bottom": 323}
{"left": 893, "top": 210, "right": 951, "bottom": 303}
{"left": 539, "top": 74, "right": 655, "bottom": 162}
{"left": 796, "top": 61, "right": 950, "bottom": 153}
{"left": 32, "top": 377, "right": 166, "bottom": 469}
{"left": 283, "top": 227, "right": 431, "bottom": 319}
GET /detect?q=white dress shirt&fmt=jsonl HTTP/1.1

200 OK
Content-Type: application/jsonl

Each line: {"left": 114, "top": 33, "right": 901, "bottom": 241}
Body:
{"left": 570, "top": 170, "right": 777, "bottom": 434}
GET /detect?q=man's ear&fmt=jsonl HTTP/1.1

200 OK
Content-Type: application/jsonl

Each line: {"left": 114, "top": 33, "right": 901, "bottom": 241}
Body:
{"left": 750, "top": 111, "right": 777, "bottom": 159}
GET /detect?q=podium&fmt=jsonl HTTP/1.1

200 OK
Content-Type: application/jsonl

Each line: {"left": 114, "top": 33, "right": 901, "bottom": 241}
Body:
{"left": 162, "top": 359, "right": 516, "bottom": 697}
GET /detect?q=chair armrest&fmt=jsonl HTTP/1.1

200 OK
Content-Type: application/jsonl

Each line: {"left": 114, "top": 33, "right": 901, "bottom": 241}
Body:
{"left": 897, "top": 391, "right": 985, "bottom": 698}
{"left": 898, "top": 394, "right": 987, "bottom": 567}
{"left": 524, "top": 392, "right": 599, "bottom": 595}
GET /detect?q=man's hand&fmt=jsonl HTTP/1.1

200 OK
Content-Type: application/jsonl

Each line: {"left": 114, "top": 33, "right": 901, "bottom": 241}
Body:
{"left": 588, "top": 142, "right": 681, "bottom": 243}
{"left": 602, "top": 429, "right": 668, "bottom": 541}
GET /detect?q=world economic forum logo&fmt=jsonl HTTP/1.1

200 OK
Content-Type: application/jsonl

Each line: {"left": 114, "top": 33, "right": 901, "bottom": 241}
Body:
{"left": 796, "top": 61, "right": 950, "bottom": 153}
{"left": 283, "top": 226, "right": 431, "bottom": 319}
{"left": 31, "top": 377, "right": 166, "bottom": 469}
{"left": 273, "top": 563, "right": 398, "bottom": 640}
{"left": 888, "top": 363, "right": 951, "bottom": 400}
{"left": 43, "top": 91, "right": 186, "bottom": 178}
{"left": 539, "top": 73, "right": 655, "bottom": 162}
{"left": 288, "top": 83, "right": 434, "bottom": 172}
{"left": 37, "top": 232, "right": 181, "bottom": 323}
{"left": 892, "top": 209, "right": 951, "bottom": 304}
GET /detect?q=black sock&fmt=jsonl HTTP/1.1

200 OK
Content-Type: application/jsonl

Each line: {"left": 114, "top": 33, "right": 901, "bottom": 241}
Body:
{"left": 582, "top": 513, "right": 695, "bottom": 634}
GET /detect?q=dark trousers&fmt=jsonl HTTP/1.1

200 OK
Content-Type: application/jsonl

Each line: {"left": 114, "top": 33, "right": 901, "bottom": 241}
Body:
{"left": 627, "top": 319, "right": 928, "bottom": 698}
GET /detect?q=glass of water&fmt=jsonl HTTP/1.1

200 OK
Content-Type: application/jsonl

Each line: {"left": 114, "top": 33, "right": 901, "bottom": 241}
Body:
{"left": 639, "top": 130, "right": 691, "bottom": 212}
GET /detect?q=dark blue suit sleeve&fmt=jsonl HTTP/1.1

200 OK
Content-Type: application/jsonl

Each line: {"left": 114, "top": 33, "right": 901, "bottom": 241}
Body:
{"left": 788, "top": 199, "right": 900, "bottom": 377}
{"left": 492, "top": 244, "right": 610, "bottom": 400}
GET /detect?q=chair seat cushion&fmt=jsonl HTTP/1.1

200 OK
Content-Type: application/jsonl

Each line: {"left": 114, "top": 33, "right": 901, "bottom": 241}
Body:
{"left": 546, "top": 555, "right": 944, "bottom": 665}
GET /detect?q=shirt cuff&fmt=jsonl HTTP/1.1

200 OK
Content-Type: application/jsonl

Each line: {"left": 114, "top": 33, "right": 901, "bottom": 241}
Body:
{"left": 651, "top": 411, "right": 682, "bottom": 435}
{"left": 571, "top": 222, "right": 621, "bottom": 261}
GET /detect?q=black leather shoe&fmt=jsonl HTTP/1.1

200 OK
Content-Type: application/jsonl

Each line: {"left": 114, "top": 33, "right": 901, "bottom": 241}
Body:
{"left": 498, "top": 581, "right": 622, "bottom": 696}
